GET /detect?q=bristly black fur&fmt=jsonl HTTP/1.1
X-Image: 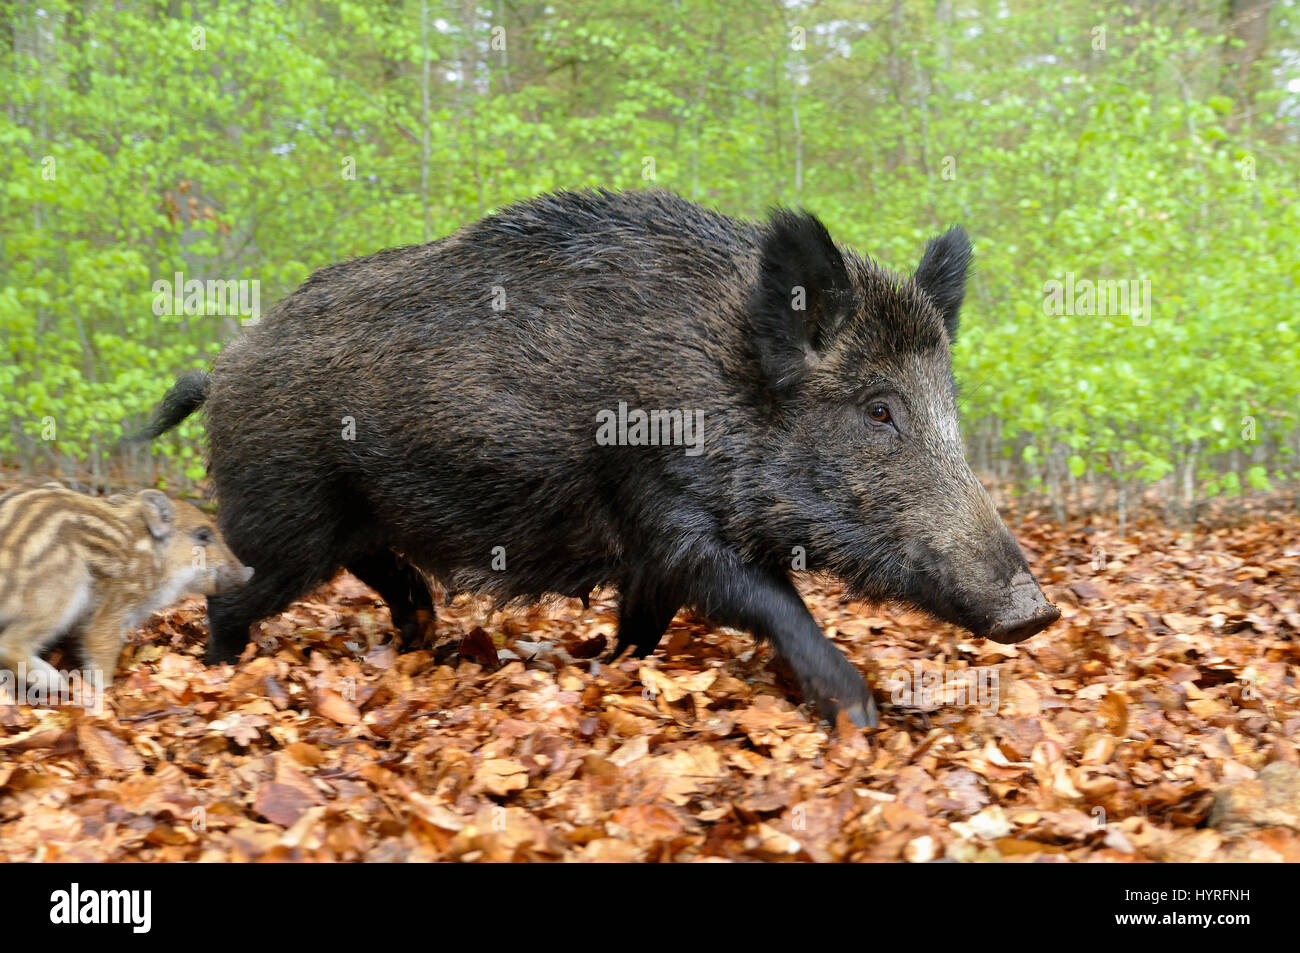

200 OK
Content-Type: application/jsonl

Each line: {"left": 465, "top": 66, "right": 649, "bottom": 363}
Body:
{"left": 124, "top": 369, "right": 209, "bottom": 442}
{"left": 132, "top": 189, "right": 1057, "bottom": 729}
{"left": 750, "top": 208, "right": 855, "bottom": 390}
{"left": 913, "top": 226, "right": 972, "bottom": 342}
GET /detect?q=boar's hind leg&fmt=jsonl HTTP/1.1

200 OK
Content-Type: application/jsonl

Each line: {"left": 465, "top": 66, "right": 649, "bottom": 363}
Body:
{"left": 614, "top": 592, "right": 681, "bottom": 659}
{"left": 347, "top": 551, "right": 436, "bottom": 648}
{"left": 693, "top": 565, "right": 878, "bottom": 729}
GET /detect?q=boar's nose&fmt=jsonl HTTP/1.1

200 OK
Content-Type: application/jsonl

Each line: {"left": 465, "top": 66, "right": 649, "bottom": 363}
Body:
{"left": 986, "top": 603, "right": 1060, "bottom": 643}
{"left": 983, "top": 572, "right": 1060, "bottom": 644}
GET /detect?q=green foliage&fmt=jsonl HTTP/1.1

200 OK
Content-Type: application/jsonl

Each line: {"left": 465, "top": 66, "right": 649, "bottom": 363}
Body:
{"left": 1, "top": 0, "right": 1296, "bottom": 511}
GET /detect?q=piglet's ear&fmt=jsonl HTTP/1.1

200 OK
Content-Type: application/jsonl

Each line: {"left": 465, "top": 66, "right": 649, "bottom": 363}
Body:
{"left": 750, "top": 209, "right": 855, "bottom": 390}
{"left": 137, "top": 489, "right": 176, "bottom": 540}
{"left": 914, "top": 226, "right": 972, "bottom": 344}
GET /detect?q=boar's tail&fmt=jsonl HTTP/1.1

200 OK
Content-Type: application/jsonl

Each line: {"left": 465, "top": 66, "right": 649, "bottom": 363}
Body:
{"left": 124, "top": 370, "right": 210, "bottom": 442}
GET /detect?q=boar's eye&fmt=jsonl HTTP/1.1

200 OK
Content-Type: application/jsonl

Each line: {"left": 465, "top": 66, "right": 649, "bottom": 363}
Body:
{"left": 194, "top": 527, "right": 214, "bottom": 544}
{"left": 866, "top": 403, "right": 892, "bottom": 425}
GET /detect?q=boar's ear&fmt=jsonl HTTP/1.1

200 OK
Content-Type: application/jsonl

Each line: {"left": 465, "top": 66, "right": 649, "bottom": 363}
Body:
{"left": 751, "top": 209, "right": 855, "bottom": 389}
{"left": 137, "top": 489, "right": 176, "bottom": 540}
{"left": 914, "top": 226, "right": 972, "bottom": 343}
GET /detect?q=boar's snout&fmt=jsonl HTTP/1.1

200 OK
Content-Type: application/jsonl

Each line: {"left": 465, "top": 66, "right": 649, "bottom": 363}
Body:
{"left": 900, "top": 499, "right": 1061, "bottom": 646}
{"left": 981, "top": 571, "right": 1061, "bottom": 644}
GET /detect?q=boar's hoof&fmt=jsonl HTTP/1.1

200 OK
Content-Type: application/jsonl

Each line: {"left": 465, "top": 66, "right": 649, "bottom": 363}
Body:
{"left": 398, "top": 610, "right": 438, "bottom": 652}
{"left": 840, "top": 699, "right": 878, "bottom": 730}
{"left": 813, "top": 689, "right": 878, "bottom": 730}
{"left": 204, "top": 643, "right": 244, "bottom": 665}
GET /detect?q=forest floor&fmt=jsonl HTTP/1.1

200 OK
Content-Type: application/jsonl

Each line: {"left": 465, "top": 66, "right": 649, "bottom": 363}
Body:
{"left": 1, "top": 507, "right": 1298, "bottom": 862}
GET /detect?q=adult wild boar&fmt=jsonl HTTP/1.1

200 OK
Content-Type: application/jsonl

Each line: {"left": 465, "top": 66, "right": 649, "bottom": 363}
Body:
{"left": 135, "top": 189, "right": 1059, "bottom": 727}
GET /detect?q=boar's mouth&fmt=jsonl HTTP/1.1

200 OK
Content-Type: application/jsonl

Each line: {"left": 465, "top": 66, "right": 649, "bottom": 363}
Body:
{"left": 852, "top": 544, "right": 1060, "bottom": 645}
{"left": 970, "top": 569, "right": 1061, "bottom": 643}
{"left": 926, "top": 586, "right": 1061, "bottom": 645}
{"left": 980, "top": 601, "right": 1061, "bottom": 643}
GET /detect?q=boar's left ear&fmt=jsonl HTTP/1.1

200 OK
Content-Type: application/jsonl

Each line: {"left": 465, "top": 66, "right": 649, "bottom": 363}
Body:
{"left": 137, "top": 489, "right": 176, "bottom": 540}
{"left": 751, "top": 209, "right": 855, "bottom": 390}
{"left": 914, "top": 226, "right": 972, "bottom": 343}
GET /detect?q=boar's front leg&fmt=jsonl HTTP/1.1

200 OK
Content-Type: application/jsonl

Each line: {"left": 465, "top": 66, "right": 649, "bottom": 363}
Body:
{"left": 614, "top": 591, "right": 681, "bottom": 659}
{"left": 692, "top": 562, "right": 878, "bottom": 729}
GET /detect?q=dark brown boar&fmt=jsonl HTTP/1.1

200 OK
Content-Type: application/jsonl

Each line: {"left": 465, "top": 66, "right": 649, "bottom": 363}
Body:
{"left": 134, "top": 189, "right": 1059, "bottom": 727}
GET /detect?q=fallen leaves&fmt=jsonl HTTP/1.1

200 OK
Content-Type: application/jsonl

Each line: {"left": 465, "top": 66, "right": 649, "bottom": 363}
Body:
{"left": 0, "top": 508, "right": 1298, "bottom": 861}
{"left": 473, "top": 759, "right": 529, "bottom": 797}
{"left": 310, "top": 686, "right": 361, "bottom": 726}
{"left": 1209, "top": 761, "right": 1300, "bottom": 834}
{"left": 75, "top": 722, "right": 143, "bottom": 777}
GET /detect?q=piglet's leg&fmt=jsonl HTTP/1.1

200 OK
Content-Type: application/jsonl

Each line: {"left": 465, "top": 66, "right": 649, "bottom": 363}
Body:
{"left": 0, "top": 621, "right": 67, "bottom": 697}
{"left": 80, "top": 605, "right": 129, "bottom": 685}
